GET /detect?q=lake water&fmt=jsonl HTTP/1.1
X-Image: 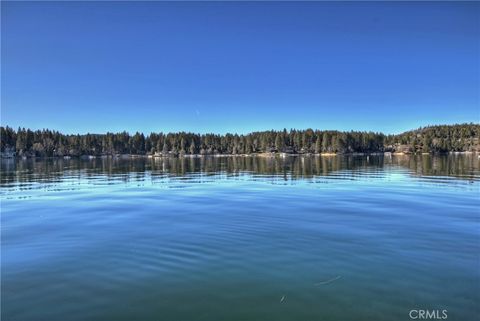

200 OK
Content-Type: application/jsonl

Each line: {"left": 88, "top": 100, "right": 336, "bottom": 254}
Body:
{"left": 1, "top": 155, "right": 479, "bottom": 321}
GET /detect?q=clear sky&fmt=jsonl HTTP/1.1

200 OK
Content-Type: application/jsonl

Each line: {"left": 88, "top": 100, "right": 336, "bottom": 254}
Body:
{"left": 1, "top": 1, "right": 479, "bottom": 135}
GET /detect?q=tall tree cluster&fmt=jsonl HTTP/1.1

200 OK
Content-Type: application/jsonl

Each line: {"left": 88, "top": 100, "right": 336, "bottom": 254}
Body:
{"left": 384, "top": 123, "right": 480, "bottom": 153}
{"left": 1, "top": 123, "right": 478, "bottom": 157}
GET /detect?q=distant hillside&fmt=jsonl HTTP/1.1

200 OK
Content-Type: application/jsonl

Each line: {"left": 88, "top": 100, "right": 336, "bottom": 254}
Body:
{"left": 385, "top": 123, "right": 480, "bottom": 153}
{"left": 1, "top": 123, "right": 479, "bottom": 158}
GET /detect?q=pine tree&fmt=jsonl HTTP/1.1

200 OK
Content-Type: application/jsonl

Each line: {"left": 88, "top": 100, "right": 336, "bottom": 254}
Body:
{"left": 156, "top": 139, "right": 162, "bottom": 154}
{"left": 180, "top": 138, "right": 186, "bottom": 153}
{"left": 322, "top": 133, "right": 329, "bottom": 152}
{"left": 422, "top": 135, "right": 431, "bottom": 153}
{"left": 145, "top": 138, "right": 152, "bottom": 153}
{"left": 189, "top": 140, "right": 196, "bottom": 154}
{"left": 315, "top": 137, "right": 321, "bottom": 154}
{"left": 275, "top": 133, "right": 284, "bottom": 152}
{"left": 15, "top": 129, "right": 25, "bottom": 153}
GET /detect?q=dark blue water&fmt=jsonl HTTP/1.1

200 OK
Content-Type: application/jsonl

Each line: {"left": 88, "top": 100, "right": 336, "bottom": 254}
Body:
{"left": 1, "top": 155, "right": 479, "bottom": 321}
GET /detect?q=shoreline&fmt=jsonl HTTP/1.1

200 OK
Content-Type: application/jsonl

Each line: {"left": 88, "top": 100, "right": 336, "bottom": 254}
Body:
{"left": 2, "top": 151, "right": 477, "bottom": 160}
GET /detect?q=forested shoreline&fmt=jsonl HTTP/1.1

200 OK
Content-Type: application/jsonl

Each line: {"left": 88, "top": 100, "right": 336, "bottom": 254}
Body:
{"left": 1, "top": 124, "right": 479, "bottom": 158}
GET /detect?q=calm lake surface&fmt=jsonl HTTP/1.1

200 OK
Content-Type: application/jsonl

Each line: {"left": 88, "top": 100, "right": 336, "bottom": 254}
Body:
{"left": 1, "top": 155, "right": 479, "bottom": 321}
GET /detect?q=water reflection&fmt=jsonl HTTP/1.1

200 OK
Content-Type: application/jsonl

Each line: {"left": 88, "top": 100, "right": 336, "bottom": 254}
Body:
{"left": 1, "top": 154, "right": 478, "bottom": 187}
{"left": 2, "top": 154, "right": 479, "bottom": 321}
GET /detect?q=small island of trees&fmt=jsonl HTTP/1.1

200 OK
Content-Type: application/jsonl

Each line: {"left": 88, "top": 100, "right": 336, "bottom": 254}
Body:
{"left": 1, "top": 123, "right": 478, "bottom": 158}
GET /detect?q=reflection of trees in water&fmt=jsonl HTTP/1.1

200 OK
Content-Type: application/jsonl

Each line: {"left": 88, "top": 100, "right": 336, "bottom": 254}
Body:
{"left": 1, "top": 154, "right": 479, "bottom": 185}
{"left": 389, "top": 154, "right": 479, "bottom": 179}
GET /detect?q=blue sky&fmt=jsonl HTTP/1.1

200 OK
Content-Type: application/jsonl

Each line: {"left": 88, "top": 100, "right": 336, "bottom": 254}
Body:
{"left": 1, "top": 1, "right": 479, "bottom": 135}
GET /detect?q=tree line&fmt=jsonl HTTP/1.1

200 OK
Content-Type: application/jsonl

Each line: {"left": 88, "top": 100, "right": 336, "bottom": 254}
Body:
{"left": 1, "top": 123, "right": 478, "bottom": 157}
{"left": 384, "top": 123, "right": 479, "bottom": 153}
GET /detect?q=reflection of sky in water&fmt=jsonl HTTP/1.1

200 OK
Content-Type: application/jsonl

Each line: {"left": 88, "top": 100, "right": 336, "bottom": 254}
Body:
{"left": 1, "top": 166, "right": 478, "bottom": 201}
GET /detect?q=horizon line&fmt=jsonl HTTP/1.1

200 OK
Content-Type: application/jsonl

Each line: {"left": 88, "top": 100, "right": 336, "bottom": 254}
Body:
{"left": 1, "top": 122, "right": 478, "bottom": 137}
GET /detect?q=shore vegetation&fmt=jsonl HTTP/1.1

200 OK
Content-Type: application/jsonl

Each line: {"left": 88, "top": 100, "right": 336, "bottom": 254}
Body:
{"left": 1, "top": 124, "right": 478, "bottom": 158}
